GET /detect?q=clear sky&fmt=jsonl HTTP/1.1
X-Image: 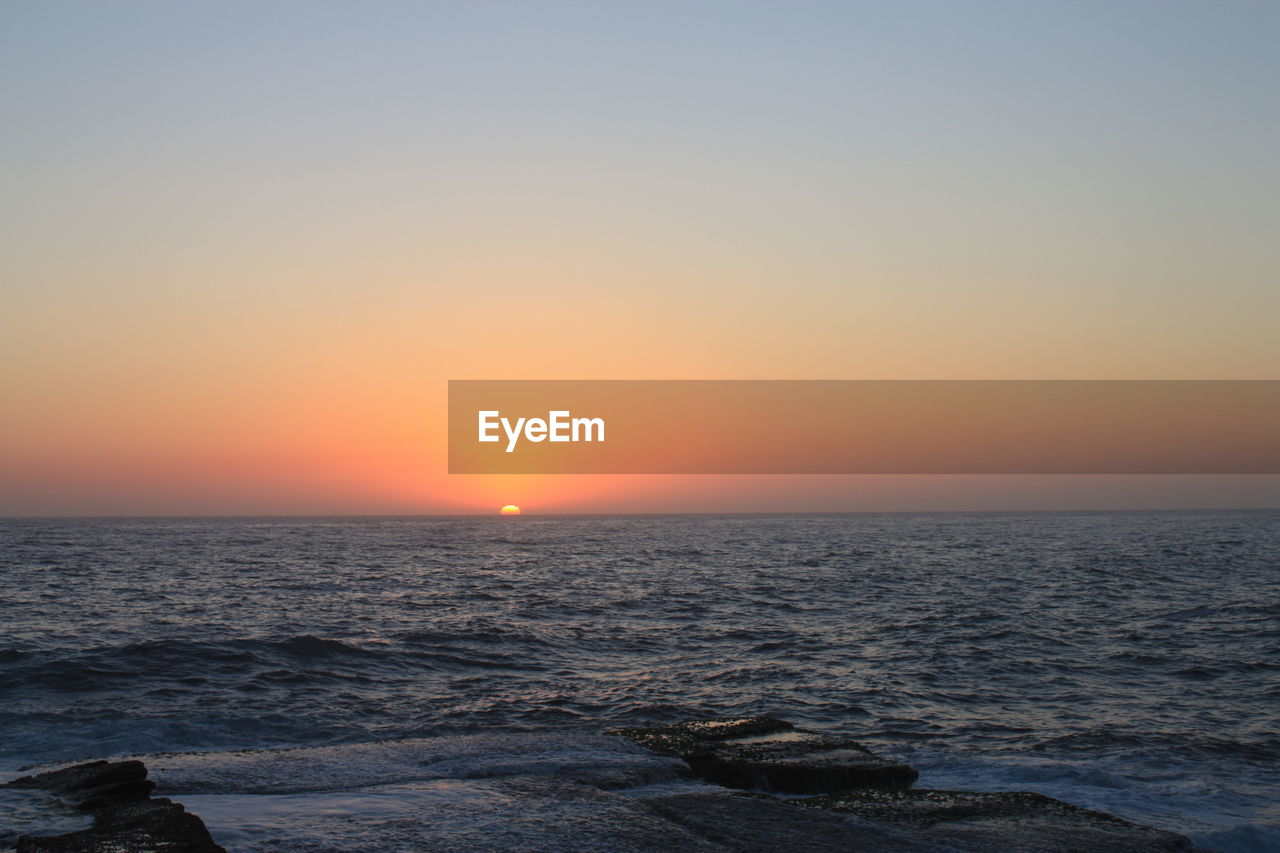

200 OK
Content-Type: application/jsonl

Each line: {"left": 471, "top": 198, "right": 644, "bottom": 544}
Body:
{"left": 2, "top": 1, "right": 1277, "bottom": 514}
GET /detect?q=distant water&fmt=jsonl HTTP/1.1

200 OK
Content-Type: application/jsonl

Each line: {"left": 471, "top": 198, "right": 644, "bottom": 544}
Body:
{"left": 1, "top": 512, "right": 1277, "bottom": 852}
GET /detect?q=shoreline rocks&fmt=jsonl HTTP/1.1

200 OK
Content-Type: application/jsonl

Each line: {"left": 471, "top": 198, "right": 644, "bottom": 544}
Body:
{"left": 3, "top": 760, "right": 224, "bottom": 853}
{"left": 608, "top": 716, "right": 919, "bottom": 794}
{"left": 2, "top": 718, "right": 1212, "bottom": 852}
{"left": 611, "top": 717, "right": 1210, "bottom": 853}
{"left": 799, "top": 787, "right": 1208, "bottom": 852}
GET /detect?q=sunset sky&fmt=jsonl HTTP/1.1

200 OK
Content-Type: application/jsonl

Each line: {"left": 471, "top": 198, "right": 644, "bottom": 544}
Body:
{"left": 2, "top": 1, "right": 1277, "bottom": 515}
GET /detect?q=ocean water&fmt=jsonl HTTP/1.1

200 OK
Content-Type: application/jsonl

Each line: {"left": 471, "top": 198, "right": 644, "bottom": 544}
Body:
{"left": 0, "top": 512, "right": 1277, "bottom": 852}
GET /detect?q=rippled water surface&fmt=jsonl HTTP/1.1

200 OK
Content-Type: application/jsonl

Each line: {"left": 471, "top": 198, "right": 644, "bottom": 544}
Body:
{"left": 1, "top": 512, "right": 1277, "bottom": 851}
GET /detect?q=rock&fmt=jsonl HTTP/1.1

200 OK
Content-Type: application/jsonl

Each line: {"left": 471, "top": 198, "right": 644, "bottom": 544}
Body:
{"left": 6, "top": 760, "right": 155, "bottom": 810}
{"left": 612, "top": 718, "right": 1210, "bottom": 851}
{"left": 5, "top": 760, "right": 224, "bottom": 853}
{"left": 685, "top": 730, "right": 920, "bottom": 794}
{"left": 2, "top": 724, "right": 1214, "bottom": 852}
{"left": 640, "top": 790, "right": 946, "bottom": 852}
{"left": 797, "top": 788, "right": 1212, "bottom": 853}
{"left": 609, "top": 716, "right": 918, "bottom": 793}
{"left": 16, "top": 798, "right": 224, "bottom": 853}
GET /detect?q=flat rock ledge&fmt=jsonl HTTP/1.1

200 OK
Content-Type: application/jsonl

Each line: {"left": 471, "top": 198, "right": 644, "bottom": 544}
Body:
{"left": 608, "top": 715, "right": 919, "bottom": 793}
{"left": 799, "top": 788, "right": 1208, "bottom": 853}
{"left": 3, "top": 759, "right": 224, "bottom": 853}
{"left": 1, "top": 719, "right": 1212, "bottom": 852}
{"left": 611, "top": 717, "right": 1211, "bottom": 853}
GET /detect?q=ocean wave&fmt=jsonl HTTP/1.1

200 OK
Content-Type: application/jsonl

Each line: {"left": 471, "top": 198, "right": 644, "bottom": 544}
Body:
{"left": 2, "top": 511, "right": 1278, "bottom": 848}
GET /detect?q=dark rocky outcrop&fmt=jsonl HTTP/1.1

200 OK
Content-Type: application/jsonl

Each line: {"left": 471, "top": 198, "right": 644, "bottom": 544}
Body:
{"left": 640, "top": 789, "right": 946, "bottom": 851}
{"left": 2, "top": 721, "right": 1213, "bottom": 852}
{"left": 3, "top": 760, "right": 224, "bottom": 853}
{"left": 6, "top": 760, "right": 155, "bottom": 812}
{"left": 612, "top": 717, "right": 1211, "bottom": 853}
{"left": 609, "top": 716, "right": 919, "bottom": 793}
{"left": 799, "top": 788, "right": 1208, "bottom": 852}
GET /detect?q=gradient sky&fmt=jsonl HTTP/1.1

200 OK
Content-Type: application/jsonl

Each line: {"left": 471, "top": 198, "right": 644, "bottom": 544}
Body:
{"left": 2, "top": 1, "right": 1278, "bottom": 514}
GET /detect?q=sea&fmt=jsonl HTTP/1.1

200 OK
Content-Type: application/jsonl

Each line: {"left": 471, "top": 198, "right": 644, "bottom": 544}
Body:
{"left": 0, "top": 512, "right": 1276, "bottom": 852}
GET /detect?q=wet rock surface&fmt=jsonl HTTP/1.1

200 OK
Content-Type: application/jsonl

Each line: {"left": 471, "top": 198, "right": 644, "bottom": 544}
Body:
{"left": 2, "top": 721, "right": 1212, "bottom": 851}
{"left": 609, "top": 716, "right": 919, "bottom": 793}
{"left": 640, "top": 790, "right": 947, "bottom": 852}
{"left": 4, "top": 760, "right": 224, "bottom": 853}
{"left": 6, "top": 760, "right": 155, "bottom": 812}
{"left": 799, "top": 788, "right": 1210, "bottom": 852}
{"left": 613, "top": 717, "right": 1211, "bottom": 853}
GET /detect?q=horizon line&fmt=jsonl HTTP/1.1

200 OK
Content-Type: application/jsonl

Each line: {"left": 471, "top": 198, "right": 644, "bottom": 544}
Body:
{"left": 2, "top": 506, "right": 1278, "bottom": 521}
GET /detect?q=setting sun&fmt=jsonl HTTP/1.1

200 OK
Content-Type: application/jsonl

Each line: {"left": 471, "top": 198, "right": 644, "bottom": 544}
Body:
{"left": 499, "top": 505, "right": 522, "bottom": 515}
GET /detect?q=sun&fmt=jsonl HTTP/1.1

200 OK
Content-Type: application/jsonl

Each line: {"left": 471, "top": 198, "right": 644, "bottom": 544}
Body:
{"left": 499, "top": 505, "right": 522, "bottom": 515}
